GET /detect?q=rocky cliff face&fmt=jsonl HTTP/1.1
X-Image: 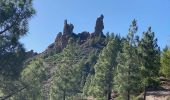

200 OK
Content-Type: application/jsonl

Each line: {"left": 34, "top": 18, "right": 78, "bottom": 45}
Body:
{"left": 42, "top": 15, "right": 106, "bottom": 57}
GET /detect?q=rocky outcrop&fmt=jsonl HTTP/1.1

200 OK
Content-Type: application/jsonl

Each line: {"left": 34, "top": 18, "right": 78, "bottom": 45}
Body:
{"left": 24, "top": 50, "right": 38, "bottom": 63}
{"left": 63, "top": 20, "right": 74, "bottom": 35}
{"left": 78, "top": 31, "right": 90, "bottom": 44}
{"left": 25, "top": 50, "right": 38, "bottom": 58}
{"left": 43, "top": 15, "right": 106, "bottom": 57}
{"left": 95, "top": 14, "right": 104, "bottom": 35}
{"left": 43, "top": 20, "right": 76, "bottom": 56}
{"left": 91, "top": 14, "right": 105, "bottom": 38}
{"left": 55, "top": 32, "right": 62, "bottom": 43}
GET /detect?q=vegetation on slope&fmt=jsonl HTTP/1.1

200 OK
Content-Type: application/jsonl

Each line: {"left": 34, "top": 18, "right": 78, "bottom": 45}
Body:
{"left": 0, "top": 1, "right": 170, "bottom": 100}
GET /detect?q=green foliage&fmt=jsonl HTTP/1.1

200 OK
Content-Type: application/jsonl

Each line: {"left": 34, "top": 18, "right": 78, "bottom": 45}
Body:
{"left": 160, "top": 47, "right": 170, "bottom": 78}
{"left": 13, "top": 58, "right": 46, "bottom": 99}
{"left": 0, "top": 0, "right": 35, "bottom": 98}
{"left": 138, "top": 27, "right": 161, "bottom": 88}
{"left": 114, "top": 20, "right": 141, "bottom": 100}
{"left": 82, "top": 52, "right": 99, "bottom": 97}
{"left": 0, "top": 0, "right": 35, "bottom": 55}
{"left": 89, "top": 36, "right": 106, "bottom": 47}
{"left": 81, "top": 51, "right": 99, "bottom": 84}
{"left": 21, "top": 58, "right": 46, "bottom": 85}
{"left": 0, "top": 0, "right": 35, "bottom": 36}
{"left": 0, "top": 7, "right": 165, "bottom": 99}
{"left": 0, "top": 45, "right": 25, "bottom": 78}
{"left": 90, "top": 38, "right": 120, "bottom": 99}
{"left": 83, "top": 74, "right": 95, "bottom": 97}
{"left": 50, "top": 43, "right": 84, "bottom": 100}
{"left": 115, "top": 40, "right": 141, "bottom": 100}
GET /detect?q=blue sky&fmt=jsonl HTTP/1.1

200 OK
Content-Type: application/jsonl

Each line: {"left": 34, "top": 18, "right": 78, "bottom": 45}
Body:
{"left": 20, "top": 0, "right": 170, "bottom": 53}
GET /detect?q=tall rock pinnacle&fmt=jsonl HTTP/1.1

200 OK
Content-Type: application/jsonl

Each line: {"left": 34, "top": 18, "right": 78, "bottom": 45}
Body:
{"left": 94, "top": 14, "right": 104, "bottom": 36}
{"left": 63, "top": 20, "right": 74, "bottom": 35}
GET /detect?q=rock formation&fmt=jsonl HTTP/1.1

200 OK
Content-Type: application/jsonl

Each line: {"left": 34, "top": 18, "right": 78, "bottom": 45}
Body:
{"left": 91, "top": 14, "right": 105, "bottom": 37}
{"left": 43, "top": 15, "right": 106, "bottom": 57}
{"left": 63, "top": 20, "right": 74, "bottom": 35}
{"left": 43, "top": 20, "right": 76, "bottom": 56}
{"left": 77, "top": 31, "right": 90, "bottom": 44}
{"left": 55, "top": 32, "right": 62, "bottom": 43}
{"left": 25, "top": 50, "right": 38, "bottom": 58}
{"left": 95, "top": 14, "right": 104, "bottom": 35}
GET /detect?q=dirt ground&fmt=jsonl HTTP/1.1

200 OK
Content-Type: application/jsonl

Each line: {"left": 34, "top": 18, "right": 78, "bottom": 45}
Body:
{"left": 145, "top": 78, "right": 170, "bottom": 100}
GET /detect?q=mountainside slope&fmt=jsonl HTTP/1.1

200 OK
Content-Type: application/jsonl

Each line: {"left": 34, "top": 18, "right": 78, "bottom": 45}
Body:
{"left": 14, "top": 15, "right": 108, "bottom": 100}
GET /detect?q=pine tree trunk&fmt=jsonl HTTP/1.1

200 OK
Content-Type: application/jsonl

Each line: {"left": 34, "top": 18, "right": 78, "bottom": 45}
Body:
{"left": 107, "top": 91, "right": 111, "bottom": 100}
{"left": 127, "top": 90, "right": 130, "bottom": 100}
{"left": 144, "top": 86, "right": 147, "bottom": 100}
{"left": 127, "top": 65, "right": 130, "bottom": 100}
{"left": 107, "top": 67, "right": 113, "bottom": 100}
{"left": 107, "top": 81, "right": 112, "bottom": 100}
{"left": 63, "top": 90, "right": 66, "bottom": 100}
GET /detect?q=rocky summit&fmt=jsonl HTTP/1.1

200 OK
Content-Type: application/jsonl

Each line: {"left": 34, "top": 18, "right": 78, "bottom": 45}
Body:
{"left": 42, "top": 15, "right": 106, "bottom": 57}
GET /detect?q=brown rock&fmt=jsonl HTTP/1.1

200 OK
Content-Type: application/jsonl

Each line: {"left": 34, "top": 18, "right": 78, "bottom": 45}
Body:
{"left": 63, "top": 20, "right": 74, "bottom": 35}
{"left": 55, "top": 32, "right": 62, "bottom": 43}
{"left": 78, "top": 31, "right": 90, "bottom": 43}
{"left": 90, "top": 15, "right": 105, "bottom": 38}
{"left": 94, "top": 14, "right": 104, "bottom": 36}
{"left": 25, "top": 50, "right": 38, "bottom": 58}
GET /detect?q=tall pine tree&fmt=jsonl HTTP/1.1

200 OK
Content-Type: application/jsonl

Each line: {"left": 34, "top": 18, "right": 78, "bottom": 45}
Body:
{"left": 138, "top": 27, "right": 160, "bottom": 99}
{"left": 50, "top": 40, "right": 84, "bottom": 100}
{"left": 0, "top": 0, "right": 35, "bottom": 98}
{"left": 160, "top": 47, "right": 170, "bottom": 78}
{"left": 90, "top": 35, "right": 121, "bottom": 100}
{"left": 115, "top": 20, "right": 141, "bottom": 100}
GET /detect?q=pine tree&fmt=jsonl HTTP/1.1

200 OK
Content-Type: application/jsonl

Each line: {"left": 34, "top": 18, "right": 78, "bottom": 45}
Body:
{"left": 160, "top": 47, "right": 170, "bottom": 78}
{"left": 0, "top": 0, "right": 35, "bottom": 98}
{"left": 90, "top": 35, "right": 121, "bottom": 100}
{"left": 50, "top": 41, "right": 83, "bottom": 100}
{"left": 0, "top": 0, "right": 35, "bottom": 78}
{"left": 82, "top": 51, "right": 98, "bottom": 97}
{"left": 0, "top": 0, "right": 35, "bottom": 56}
{"left": 138, "top": 27, "right": 161, "bottom": 99}
{"left": 115, "top": 20, "right": 141, "bottom": 100}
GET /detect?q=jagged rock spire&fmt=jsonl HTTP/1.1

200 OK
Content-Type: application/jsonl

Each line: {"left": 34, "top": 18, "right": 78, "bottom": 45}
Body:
{"left": 43, "top": 16, "right": 106, "bottom": 57}
{"left": 94, "top": 14, "right": 104, "bottom": 36}
{"left": 63, "top": 20, "right": 74, "bottom": 35}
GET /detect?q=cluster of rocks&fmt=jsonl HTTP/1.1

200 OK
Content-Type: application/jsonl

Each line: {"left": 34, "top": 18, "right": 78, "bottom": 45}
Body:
{"left": 43, "top": 15, "right": 106, "bottom": 56}
{"left": 25, "top": 50, "right": 38, "bottom": 58}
